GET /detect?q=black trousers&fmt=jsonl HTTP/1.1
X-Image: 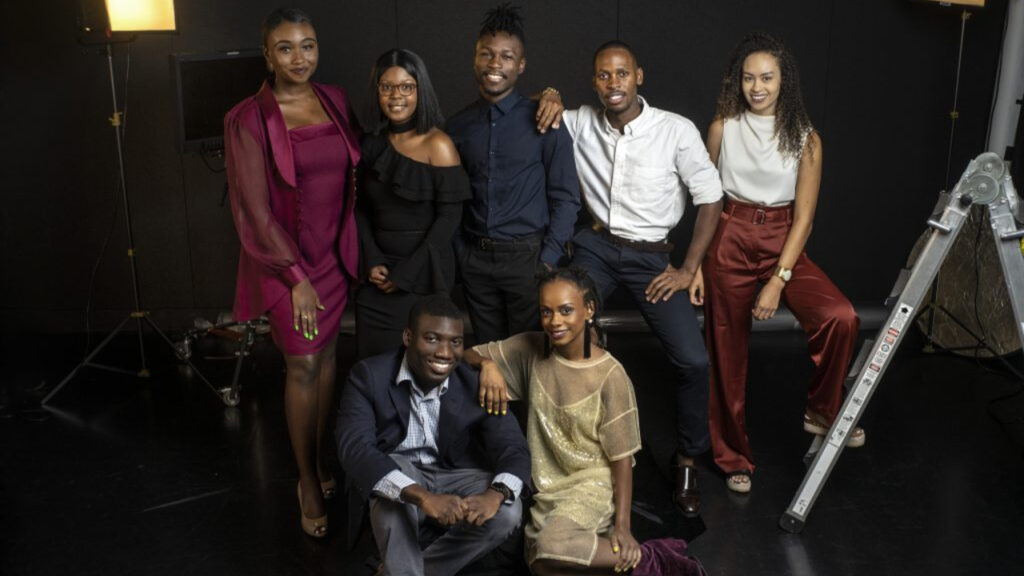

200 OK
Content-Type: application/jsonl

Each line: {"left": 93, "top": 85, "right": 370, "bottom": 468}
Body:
{"left": 459, "top": 238, "right": 542, "bottom": 345}
{"left": 572, "top": 228, "right": 711, "bottom": 456}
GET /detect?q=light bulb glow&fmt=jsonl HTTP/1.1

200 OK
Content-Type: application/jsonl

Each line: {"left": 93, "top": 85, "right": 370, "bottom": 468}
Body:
{"left": 106, "top": 0, "right": 177, "bottom": 32}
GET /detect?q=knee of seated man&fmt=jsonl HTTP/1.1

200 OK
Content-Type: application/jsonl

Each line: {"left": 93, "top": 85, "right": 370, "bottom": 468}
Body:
{"left": 483, "top": 499, "right": 522, "bottom": 540}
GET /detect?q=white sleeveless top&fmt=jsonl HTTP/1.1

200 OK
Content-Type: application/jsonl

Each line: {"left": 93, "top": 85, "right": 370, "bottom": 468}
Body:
{"left": 719, "top": 111, "right": 799, "bottom": 207}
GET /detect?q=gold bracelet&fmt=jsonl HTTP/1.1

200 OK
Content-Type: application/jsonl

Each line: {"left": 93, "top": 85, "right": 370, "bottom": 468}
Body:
{"left": 541, "top": 86, "right": 560, "bottom": 97}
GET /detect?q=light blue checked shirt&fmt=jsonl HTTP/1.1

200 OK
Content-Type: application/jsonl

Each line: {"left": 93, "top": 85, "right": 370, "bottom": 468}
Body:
{"left": 372, "top": 355, "right": 523, "bottom": 503}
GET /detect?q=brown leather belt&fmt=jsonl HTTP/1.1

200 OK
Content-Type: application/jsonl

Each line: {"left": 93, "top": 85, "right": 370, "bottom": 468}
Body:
{"left": 724, "top": 200, "right": 793, "bottom": 225}
{"left": 592, "top": 224, "right": 674, "bottom": 253}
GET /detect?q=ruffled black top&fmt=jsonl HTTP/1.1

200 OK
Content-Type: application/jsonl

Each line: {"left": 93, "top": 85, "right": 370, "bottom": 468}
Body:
{"left": 356, "top": 133, "right": 471, "bottom": 294}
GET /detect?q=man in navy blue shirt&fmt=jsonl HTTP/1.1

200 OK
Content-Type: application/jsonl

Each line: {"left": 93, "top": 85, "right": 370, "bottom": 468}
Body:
{"left": 446, "top": 4, "right": 580, "bottom": 345}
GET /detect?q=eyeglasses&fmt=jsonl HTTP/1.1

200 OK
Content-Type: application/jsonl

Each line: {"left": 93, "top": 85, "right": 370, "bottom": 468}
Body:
{"left": 378, "top": 82, "right": 417, "bottom": 96}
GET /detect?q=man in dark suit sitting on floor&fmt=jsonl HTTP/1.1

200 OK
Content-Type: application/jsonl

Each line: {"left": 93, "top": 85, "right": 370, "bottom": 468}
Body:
{"left": 337, "top": 295, "right": 530, "bottom": 576}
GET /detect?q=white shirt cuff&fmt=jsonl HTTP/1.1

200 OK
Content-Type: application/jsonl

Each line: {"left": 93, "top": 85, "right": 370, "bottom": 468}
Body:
{"left": 492, "top": 473, "right": 524, "bottom": 502}
{"left": 372, "top": 469, "right": 417, "bottom": 502}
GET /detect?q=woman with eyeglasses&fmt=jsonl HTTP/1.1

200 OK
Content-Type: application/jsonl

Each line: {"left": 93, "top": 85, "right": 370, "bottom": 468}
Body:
{"left": 224, "top": 8, "right": 360, "bottom": 537}
{"left": 354, "top": 49, "right": 471, "bottom": 358}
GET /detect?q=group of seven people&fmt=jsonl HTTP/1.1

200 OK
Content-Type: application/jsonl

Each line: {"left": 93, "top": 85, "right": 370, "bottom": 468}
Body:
{"left": 224, "top": 4, "right": 862, "bottom": 575}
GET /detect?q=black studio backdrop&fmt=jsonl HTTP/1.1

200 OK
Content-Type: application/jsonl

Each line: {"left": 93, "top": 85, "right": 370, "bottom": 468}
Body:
{"left": 0, "top": 0, "right": 1009, "bottom": 334}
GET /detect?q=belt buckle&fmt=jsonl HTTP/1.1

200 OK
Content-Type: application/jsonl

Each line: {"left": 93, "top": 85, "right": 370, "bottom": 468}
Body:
{"left": 754, "top": 209, "right": 767, "bottom": 225}
{"left": 479, "top": 237, "right": 494, "bottom": 250}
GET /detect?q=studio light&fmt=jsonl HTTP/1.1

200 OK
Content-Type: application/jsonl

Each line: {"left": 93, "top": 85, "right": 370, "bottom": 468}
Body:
{"left": 106, "top": 0, "right": 177, "bottom": 32}
{"left": 48, "top": 0, "right": 227, "bottom": 407}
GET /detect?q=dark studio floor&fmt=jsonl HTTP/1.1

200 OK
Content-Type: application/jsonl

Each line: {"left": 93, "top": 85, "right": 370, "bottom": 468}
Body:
{"left": 2, "top": 325, "right": 1023, "bottom": 576}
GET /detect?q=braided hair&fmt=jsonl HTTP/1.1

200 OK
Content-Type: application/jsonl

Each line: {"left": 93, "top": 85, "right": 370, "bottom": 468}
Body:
{"left": 537, "top": 266, "right": 604, "bottom": 358}
{"left": 714, "top": 32, "right": 815, "bottom": 160}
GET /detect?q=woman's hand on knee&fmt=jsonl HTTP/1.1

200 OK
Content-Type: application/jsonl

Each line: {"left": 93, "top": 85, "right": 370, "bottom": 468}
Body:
{"left": 752, "top": 280, "right": 783, "bottom": 321}
{"left": 609, "top": 527, "right": 642, "bottom": 572}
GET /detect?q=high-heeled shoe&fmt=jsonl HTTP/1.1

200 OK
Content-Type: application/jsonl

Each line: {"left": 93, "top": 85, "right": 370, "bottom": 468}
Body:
{"left": 297, "top": 482, "right": 328, "bottom": 538}
{"left": 320, "top": 477, "right": 337, "bottom": 500}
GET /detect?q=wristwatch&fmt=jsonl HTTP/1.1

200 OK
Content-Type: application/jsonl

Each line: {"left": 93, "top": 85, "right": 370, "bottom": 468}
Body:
{"left": 774, "top": 265, "right": 792, "bottom": 283}
{"left": 489, "top": 482, "right": 515, "bottom": 503}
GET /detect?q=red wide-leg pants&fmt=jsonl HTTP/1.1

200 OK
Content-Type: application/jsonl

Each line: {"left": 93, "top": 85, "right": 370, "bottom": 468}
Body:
{"left": 704, "top": 201, "right": 859, "bottom": 474}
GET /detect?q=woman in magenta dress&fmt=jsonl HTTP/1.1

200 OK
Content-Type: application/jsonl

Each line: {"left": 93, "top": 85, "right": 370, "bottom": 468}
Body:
{"left": 224, "top": 8, "right": 359, "bottom": 537}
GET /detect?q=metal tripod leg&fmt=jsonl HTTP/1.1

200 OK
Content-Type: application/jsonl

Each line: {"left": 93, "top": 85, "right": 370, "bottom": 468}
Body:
{"left": 780, "top": 153, "right": 1024, "bottom": 533}
{"left": 220, "top": 323, "right": 256, "bottom": 407}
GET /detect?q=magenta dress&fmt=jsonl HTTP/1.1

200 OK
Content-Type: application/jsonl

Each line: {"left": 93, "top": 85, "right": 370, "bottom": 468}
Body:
{"left": 264, "top": 121, "right": 351, "bottom": 355}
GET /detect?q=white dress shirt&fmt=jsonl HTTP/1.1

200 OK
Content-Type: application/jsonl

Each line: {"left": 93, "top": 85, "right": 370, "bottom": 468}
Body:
{"left": 562, "top": 97, "right": 723, "bottom": 242}
{"left": 372, "top": 355, "right": 523, "bottom": 503}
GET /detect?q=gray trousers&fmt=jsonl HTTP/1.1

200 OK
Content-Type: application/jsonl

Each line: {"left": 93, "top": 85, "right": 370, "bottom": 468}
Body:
{"left": 370, "top": 454, "right": 523, "bottom": 576}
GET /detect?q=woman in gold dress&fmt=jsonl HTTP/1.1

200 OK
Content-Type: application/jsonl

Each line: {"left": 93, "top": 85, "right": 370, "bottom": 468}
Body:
{"left": 465, "top": 267, "right": 703, "bottom": 576}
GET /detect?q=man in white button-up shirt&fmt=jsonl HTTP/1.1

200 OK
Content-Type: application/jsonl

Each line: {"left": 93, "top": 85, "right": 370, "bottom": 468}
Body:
{"left": 560, "top": 41, "right": 723, "bottom": 518}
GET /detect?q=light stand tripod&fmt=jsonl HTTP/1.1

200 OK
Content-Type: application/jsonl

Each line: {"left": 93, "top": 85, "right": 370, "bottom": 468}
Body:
{"left": 42, "top": 43, "right": 229, "bottom": 407}
{"left": 779, "top": 152, "right": 1024, "bottom": 533}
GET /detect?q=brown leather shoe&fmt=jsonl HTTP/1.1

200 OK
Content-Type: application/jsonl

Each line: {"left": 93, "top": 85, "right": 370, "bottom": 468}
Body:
{"left": 672, "top": 464, "right": 701, "bottom": 517}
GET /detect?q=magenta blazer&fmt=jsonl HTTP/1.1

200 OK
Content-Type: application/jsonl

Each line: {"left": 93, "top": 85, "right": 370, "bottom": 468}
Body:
{"left": 224, "top": 80, "right": 361, "bottom": 322}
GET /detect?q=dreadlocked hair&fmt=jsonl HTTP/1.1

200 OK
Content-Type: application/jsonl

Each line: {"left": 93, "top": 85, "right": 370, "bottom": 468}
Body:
{"left": 479, "top": 3, "right": 525, "bottom": 47}
{"left": 537, "top": 266, "right": 604, "bottom": 358}
{"left": 714, "top": 32, "right": 815, "bottom": 160}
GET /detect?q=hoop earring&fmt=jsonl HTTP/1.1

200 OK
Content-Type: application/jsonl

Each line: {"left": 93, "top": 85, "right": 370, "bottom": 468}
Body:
{"left": 584, "top": 318, "right": 593, "bottom": 359}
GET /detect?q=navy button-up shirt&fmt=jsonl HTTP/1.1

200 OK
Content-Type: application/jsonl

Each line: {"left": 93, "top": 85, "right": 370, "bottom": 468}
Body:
{"left": 445, "top": 90, "right": 581, "bottom": 265}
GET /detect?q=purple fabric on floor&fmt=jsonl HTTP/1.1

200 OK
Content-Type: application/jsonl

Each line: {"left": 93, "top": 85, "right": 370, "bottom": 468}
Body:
{"left": 633, "top": 538, "right": 705, "bottom": 576}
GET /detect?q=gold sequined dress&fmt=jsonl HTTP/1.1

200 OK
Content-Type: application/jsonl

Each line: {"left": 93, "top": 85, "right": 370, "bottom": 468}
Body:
{"left": 473, "top": 333, "right": 641, "bottom": 567}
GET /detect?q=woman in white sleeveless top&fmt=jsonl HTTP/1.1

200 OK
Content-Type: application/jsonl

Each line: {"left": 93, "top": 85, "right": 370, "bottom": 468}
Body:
{"left": 692, "top": 33, "right": 863, "bottom": 494}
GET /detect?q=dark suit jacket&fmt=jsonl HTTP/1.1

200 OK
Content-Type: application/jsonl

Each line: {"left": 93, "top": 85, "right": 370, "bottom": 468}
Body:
{"left": 336, "top": 348, "right": 531, "bottom": 545}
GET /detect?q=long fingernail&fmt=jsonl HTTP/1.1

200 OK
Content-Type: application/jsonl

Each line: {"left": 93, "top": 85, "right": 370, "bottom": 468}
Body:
{"left": 502, "top": 410, "right": 507, "bottom": 416}
{"left": 314, "top": 327, "right": 319, "bottom": 336}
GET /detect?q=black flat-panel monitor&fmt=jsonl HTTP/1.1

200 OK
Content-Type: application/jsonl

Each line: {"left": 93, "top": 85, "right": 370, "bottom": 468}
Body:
{"left": 171, "top": 50, "right": 267, "bottom": 153}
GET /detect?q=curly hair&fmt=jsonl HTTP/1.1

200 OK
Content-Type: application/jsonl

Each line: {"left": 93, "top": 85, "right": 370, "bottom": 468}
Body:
{"left": 714, "top": 32, "right": 814, "bottom": 160}
{"left": 479, "top": 3, "right": 525, "bottom": 47}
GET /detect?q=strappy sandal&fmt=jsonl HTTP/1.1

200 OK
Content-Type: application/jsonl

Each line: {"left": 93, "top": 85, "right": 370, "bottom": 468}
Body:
{"left": 297, "top": 482, "right": 328, "bottom": 538}
{"left": 725, "top": 471, "right": 752, "bottom": 494}
{"left": 804, "top": 412, "right": 866, "bottom": 448}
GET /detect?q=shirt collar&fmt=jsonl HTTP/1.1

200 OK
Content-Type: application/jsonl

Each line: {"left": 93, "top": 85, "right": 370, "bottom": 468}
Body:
{"left": 396, "top": 353, "right": 449, "bottom": 397}
{"left": 602, "top": 95, "right": 652, "bottom": 136}
{"left": 482, "top": 89, "right": 523, "bottom": 117}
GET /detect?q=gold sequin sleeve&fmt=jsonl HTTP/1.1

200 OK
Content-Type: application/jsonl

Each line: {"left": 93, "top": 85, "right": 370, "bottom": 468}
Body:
{"left": 598, "top": 361, "right": 642, "bottom": 462}
{"left": 471, "top": 332, "right": 543, "bottom": 401}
